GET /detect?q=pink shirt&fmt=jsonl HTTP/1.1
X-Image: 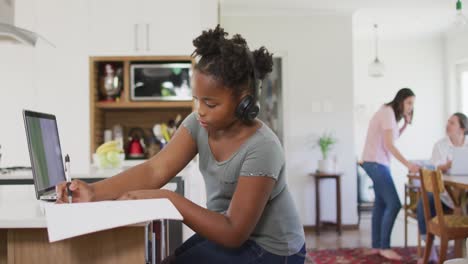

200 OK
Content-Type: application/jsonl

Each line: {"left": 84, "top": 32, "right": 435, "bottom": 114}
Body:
{"left": 362, "top": 105, "right": 399, "bottom": 167}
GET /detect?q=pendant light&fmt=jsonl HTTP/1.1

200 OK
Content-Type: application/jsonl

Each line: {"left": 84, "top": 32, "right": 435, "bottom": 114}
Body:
{"left": 368, "top": 24, "right": 385, "bottom": 78}
{"left": 454, "top": 0, "right": 468, "bottom": 28}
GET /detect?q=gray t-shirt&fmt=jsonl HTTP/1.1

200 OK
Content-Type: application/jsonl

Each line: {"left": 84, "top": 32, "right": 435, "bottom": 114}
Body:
{"left": 182, "top": 112, "right": 305, "bottom": 256}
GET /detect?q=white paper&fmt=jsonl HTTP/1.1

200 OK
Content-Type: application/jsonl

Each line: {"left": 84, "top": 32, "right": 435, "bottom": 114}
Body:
{"left": 44, "top": 198, "right": 183, "bottom": 242}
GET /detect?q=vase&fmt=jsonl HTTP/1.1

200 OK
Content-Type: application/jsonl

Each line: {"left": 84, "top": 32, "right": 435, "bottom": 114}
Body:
{"left": 318, "top": 159, "right": 334, "bottom": 174}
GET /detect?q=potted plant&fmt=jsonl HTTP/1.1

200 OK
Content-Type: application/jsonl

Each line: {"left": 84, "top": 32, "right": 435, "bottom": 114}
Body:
{"left": 317, "top": 133, "right": 337, "bottom": 173}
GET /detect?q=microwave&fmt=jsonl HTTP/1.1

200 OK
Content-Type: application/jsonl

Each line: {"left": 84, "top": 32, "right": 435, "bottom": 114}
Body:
{"left": 130, "top": 62, "right": 192, "bottom": 101}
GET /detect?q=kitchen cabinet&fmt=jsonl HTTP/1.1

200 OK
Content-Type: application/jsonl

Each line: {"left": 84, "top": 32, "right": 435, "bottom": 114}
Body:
{"left": 88, "top": 0, "right": 218, "bottom": 55}
{"left": 141, "top": 0, "right": 201, "bottom": 55}
{"left": 88, "top": 0, "right": 138, "bottom": 55}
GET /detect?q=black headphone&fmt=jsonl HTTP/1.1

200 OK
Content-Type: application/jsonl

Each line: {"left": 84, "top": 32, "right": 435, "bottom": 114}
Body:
{"left": 235, "top": 48, "right": 262, "bottom": 122}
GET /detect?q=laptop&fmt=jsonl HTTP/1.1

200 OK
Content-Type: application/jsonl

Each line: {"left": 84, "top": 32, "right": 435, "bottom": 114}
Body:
{"left": 23, "top": 110, "right": 66, "bottom": 201}
{"left": 450, "top": 147, "right": 468, "bottom": 176}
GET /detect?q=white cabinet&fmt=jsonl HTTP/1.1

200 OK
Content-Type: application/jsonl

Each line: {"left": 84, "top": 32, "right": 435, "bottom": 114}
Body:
{"left": 141, "top": 0, "right": 201, "bottom": 55}
{"left": 88, "top": 0, "right": 218, "bottom": 56}
{"left": 88, "top": 0, "right": 138, "bottom": 55}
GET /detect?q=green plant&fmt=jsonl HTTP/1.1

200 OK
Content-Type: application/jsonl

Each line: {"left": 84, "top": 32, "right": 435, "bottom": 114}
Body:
{"left": 317, "top": 133, "right": 337, "bottom": 160}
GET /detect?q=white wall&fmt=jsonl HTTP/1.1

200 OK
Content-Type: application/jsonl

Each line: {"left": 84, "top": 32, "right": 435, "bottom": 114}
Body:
{"left": 223, "top": 12, "right": 358, "bottom": 225}
{"left": 353, "top": 16, "right": 446, "bottom": 200}
{"left": 0, "top": 0, "right": 90, "bottom": 173}
{"left": 445, "top": 28, "right": 468, "bottom": 115}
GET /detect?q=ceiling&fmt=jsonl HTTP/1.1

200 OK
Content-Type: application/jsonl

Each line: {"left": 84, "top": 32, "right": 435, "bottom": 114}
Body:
{"left": 354, "top": 8, "right": 457, "bottom": 39}
{"left": 221, "top": 0, "right": 462, "bottom": 39}
{"left": 221, "top": 0, "right": 454, "bottom": 13}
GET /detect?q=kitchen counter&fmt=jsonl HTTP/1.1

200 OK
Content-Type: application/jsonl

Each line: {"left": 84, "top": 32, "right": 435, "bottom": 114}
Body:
{"left": 0, "top": 161, "right": 195, "bottom": 228}
{"left": 0, "top": 161, "right": 194, "bottom": 185}
{"left": 0, "top": 185, "right": 47, "bottom": 228}
{"left": 0, "top": 160, "right": 202, "bottom": 245}
{"left": 0, "top": 184, "right": 171, "bottom": 264}
{"left": 0, "top": 162, "right": 193, "bottom": 264}
{"left": 0, "top": 184, "right": 180, "bottom": 229}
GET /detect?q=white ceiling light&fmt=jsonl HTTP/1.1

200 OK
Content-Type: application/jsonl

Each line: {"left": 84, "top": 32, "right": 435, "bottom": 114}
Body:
{"left": 454, "top": 0, "right": 468, "bottom": 28}
{"left": 368, "top": 24, "right": 385, "bottom": 78}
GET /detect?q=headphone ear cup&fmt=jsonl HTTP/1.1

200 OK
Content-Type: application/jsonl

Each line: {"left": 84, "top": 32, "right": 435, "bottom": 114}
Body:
{"left": 236, "top": 95, "right": 253, "bottom": 121}
{"left": 246, "top": 104, "right": 259, "bottom": 122}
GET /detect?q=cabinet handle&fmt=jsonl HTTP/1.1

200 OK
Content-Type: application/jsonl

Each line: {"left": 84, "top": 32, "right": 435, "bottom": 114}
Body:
{"left": 146, "top": 23, "right": 150, "bottom": 51}
{"left": 134, "top": 24, "right": 139, "bottom": 52}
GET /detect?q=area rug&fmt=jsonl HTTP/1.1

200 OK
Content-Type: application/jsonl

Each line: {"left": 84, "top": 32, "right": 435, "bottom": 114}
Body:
{"left": 307, "top": 247, "right": 455, "bottom": 264}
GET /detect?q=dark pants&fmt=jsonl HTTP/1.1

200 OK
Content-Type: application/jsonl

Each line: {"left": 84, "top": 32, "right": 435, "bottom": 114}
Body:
{"left": 165, "top": 234, "right": 306, "bottom": 264}
{"left": 416, "top": 192, "right": 451, "bottom": 235}
{"left": 362, "top": 162, "right": 402, "bottom": 249}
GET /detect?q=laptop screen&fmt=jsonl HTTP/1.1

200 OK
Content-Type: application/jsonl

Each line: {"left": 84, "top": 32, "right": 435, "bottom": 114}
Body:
{"left": 23, "top": 110, "right": 66, "bottom": 198}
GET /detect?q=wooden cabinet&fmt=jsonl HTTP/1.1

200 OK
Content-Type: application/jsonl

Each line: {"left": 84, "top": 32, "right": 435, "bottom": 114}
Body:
{"left": 89, "top": 56, "right": 194, "bottom": 159}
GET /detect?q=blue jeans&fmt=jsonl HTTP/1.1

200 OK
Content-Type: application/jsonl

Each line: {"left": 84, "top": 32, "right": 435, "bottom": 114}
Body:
{"left": 362, "top": 162, "right": 402, "bottom": 249}
{"left": 167, "top": 234, "right": 306, "bottom": 264}
{"left": 416, "top": 192, "right": 450, "bottom": 235}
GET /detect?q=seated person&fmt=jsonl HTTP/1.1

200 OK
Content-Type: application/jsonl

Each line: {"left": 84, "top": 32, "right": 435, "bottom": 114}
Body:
{"left": 416, "top": 112, "right": 468, "bottom": 263}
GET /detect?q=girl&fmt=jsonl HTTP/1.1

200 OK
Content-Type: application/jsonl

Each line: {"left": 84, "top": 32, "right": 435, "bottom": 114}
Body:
{"left": 361, "top": 88, "right": 420, "bottom": 261}
{"left": 56, "top": 25, "right": 306, "bottom": 264}
{"left": 416, "top": 112, "right": 468, "bottom": 263}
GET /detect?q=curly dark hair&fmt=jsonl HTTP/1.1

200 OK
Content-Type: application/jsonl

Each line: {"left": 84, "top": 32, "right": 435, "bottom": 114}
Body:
{"left": 191, "top": 25, "right": 273, "bottom": 96}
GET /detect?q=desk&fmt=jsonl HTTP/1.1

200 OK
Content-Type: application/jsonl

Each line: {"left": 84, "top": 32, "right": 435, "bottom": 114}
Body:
{"left": 0, "top": 181, "right": 183, "bottom": 263}
{"left": 309, "top": 172, "right": 342, "bottom": 236}
{"left": 0, "top": 165, "right": 187, "bottom": 257}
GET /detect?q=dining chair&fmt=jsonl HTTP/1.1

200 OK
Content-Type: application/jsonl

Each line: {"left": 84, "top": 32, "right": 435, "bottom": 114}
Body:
{"left": 420, "top": 169, "right": 468, "bottom": 264}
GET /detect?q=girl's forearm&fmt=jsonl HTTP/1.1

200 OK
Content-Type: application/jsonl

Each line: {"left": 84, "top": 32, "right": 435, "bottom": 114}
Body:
{"left": 166, "top": 191, "right": 247, "bottom": 248}
{"left": 92, "top": 162, "right": 160, "bottom": 201}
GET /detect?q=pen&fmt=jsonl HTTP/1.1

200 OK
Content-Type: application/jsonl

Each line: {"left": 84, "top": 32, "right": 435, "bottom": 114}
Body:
{"left": 65, "top": 154, "right": 72, "bottom": 203}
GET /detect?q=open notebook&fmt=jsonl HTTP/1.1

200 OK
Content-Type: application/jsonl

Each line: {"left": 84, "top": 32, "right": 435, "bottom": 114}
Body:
{"left": 43, "top": 198, "right": 183, "bottom": 242}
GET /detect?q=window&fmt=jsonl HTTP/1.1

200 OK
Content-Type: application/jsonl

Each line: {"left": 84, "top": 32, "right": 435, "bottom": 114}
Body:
{"left": 458, "top": 64, "right": 468, "bottom": 114}
{"left": 463, "top": 71, "right": 468, "bottom": 114}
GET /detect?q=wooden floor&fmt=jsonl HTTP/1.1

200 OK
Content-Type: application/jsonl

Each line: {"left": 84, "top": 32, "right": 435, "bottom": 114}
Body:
{"left": 306, "top": 211, "right": 421, "bottom": 249}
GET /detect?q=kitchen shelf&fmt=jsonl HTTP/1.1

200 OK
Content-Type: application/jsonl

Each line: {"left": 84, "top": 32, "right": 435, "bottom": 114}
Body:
{"left": 96, "top": 101, "right": 193, "bottom": 109}
{"left": 89, "top": 55, "right": 195, "bottom": 160}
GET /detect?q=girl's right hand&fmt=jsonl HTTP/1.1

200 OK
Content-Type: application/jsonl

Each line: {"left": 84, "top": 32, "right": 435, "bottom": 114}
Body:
{"left": 56, "top": 179, "right": 95, "bottom": 203}
{"left": 407, "top": 162, "right": 420, "bottom": 173}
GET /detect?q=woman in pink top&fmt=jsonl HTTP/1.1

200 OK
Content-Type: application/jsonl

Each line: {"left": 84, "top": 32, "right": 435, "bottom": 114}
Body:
{"left": 361, "top": 88, "right": 420, "bottom": 261}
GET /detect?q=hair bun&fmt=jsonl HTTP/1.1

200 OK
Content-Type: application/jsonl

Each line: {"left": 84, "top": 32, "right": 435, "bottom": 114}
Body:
{"left": 192, "top": 25, "right": 273, "bottom": 95}
{"left": 252, "top": 47, "right": 273, "bottom": 80}
{"left": 192, "top": 25, "right": 227, "bottom": 57}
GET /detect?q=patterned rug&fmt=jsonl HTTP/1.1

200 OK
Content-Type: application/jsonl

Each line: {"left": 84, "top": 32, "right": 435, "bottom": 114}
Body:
{"left": 307, "top": 247, "right": 455, "bottom": 264}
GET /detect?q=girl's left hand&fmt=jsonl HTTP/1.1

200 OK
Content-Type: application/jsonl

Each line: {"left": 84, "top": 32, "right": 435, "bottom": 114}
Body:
{"left": 117, "top": 189, "right": 171, "bottom": 200}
